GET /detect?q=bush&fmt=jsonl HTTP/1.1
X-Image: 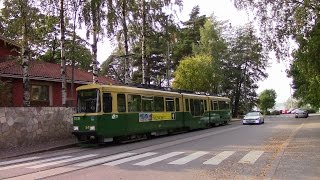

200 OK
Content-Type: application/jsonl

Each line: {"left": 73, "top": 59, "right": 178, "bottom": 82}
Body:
{"left": 306, "top": 109, "right": 316, "bottom": 114}
{"left": 270, "top": 110, "right": 280, "bottom": 115}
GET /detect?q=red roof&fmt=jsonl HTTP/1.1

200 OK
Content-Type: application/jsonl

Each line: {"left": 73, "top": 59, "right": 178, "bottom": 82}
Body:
{"left": 0, "top": 60, "right": 118, "bottom": 85}
{"left": 0, "top": 35, "right": 20, "bottom": 57}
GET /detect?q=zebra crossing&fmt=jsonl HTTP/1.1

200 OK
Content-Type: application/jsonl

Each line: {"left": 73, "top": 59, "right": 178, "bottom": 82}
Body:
{"left": 0, "top": 150, "right": 265, "bottom": 171}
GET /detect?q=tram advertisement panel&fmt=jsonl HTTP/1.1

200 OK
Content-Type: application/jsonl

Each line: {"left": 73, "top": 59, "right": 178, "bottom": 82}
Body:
{"left": 139, "top": 112, "right": 176, "bottom": 122}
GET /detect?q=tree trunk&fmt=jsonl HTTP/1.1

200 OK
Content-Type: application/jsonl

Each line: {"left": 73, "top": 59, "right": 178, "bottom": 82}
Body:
{"left": 21, "top": 0, "right": 30, "bottom": 107}
{"left": 122, "top": 0, "right": 129, "bottom": 84}
{"left": 91, "top": 1, "right": 98, "bottom": 84}
{"left": 71, "top": 0, "right": 78, "bottom": 104}
{"left": 60, "top": 0, "right": 67, "bottom": 107}
{"left": 141, "top": 0, "right": 146, "bottom": 84}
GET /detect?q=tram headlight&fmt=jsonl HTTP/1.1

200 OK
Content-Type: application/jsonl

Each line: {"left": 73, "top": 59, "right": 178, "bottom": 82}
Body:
{"left": 73, "top": 126, "right": 79, "bottom": 131}
{"left": 89, "top": 126, "right": 96, "bottom": 131}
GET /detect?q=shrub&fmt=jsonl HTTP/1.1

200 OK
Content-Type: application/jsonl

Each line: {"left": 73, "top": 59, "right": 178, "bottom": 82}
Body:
{"left": 271, "top": 110, "right": 280, "bottom": 115}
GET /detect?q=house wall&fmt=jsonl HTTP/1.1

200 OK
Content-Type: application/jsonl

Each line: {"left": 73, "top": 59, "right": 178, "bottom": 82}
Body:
{"left": 2, "top": 77, "right": 80, "bottom": 107}
{"left": 0, "top": 107, "right": 76, "bottom": 149}
{"left": 12, "top": 79, "right": 23, "bottom": 107}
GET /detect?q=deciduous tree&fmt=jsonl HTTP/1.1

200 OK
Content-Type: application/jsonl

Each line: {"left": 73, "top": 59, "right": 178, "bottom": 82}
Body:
{"left": 258, "top": 89, "right": 277, "bottom": 114}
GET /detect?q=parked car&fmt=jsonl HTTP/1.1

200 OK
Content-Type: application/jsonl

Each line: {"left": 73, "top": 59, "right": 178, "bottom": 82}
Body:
{"left": 243, "top": 111, "right": 264, "bottom": 125}
{"left": 294, "top": 109, "right": 309, "bottom": 118}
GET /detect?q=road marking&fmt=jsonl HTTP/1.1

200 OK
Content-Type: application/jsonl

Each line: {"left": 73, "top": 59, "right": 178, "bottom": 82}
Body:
{"left": 238, "top": 151, "right": 264, "bottom": 164}
{"left": 104, "top": 152, "right": 158, "bottom": 166}
{"left": 0, "top": 156, "right": 72, "bottom": 171}
{"left": 134, "top": 152, "right": 184, "bottom": 166}
{"left": 203, "top": 151, "right": 235, "bottom": 165}
{"left": 168, "top": 151, "right": 209, "bottom": 165}
{"left": 28, "top": 154, "right": 98, "bottom": 169}
{"left": 0, "top": 157, "right": 41, "bottom": 166}
{"left": 74, "top": 153, "right": 135, "bottom": 167}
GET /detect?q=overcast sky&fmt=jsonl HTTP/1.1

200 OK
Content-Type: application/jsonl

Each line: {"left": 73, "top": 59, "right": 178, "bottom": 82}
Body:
{"left": 0, "top": 0, "right": 292, "bottom": 104}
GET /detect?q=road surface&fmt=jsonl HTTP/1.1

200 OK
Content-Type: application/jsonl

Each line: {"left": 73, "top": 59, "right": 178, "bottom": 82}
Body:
{"left": 0, "top": 114, "right": 319, "bottom": 180}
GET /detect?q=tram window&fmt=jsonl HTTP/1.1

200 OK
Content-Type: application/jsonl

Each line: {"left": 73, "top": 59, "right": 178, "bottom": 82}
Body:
{"left": 128, "top": 94, "right": 141, "bottom": 112}
{"left": 117, "top": 94, "right": 126, "bottom": 112}
{"left": 142, "top": 96, "right": 154, "bottom": 112}
{"left": 103, "top": 93, "right": 112, "bottom": 113}
{"left": 154, "top": 96, "right": 164, "bottom": 112}
{"left": 200, "top": 100, "right": 204, "bottom": 115}
{"left": 204, "top": 100, "right": 207, "bottom": 111}
{"left": 194, "top": 99, "right": 201, "bottom": 116}
{"left": 190, "top": 99, "right": 194, "bottom": 115}
{"left": 213, "top": 101, "right": 219, "bottom": 110}
{"left": 218, "top": 101, "right": 229, "bottom": 110}
{"left": 175, "top": 98, "right": 180, "bottom": 111}
{"left": 185, "top": 99, "right": 189, "bottom": 111}
{"left": 166, "top": 97, "right": 174, "bottom": 111}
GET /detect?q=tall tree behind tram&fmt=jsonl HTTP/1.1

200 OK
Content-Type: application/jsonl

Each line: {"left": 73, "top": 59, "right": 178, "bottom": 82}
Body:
{"left": 21, "top": 0, "right": 30, "bottom": 107}
{"left": 82, "top": 0, "right": 105, "bottom": 84}
{"left": 141, "top": 0, "right": 146, "bottom": 84}
{"left": 60, "top": 0, "right": 67, "bottom": 107}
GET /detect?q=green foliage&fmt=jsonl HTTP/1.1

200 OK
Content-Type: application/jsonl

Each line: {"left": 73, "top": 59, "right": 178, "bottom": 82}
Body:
{"left": 288, "top": 22, "right": 320, "bottom": 108}
{"left": 172, "top": 55, "right": 215, "bottom": 92}
{"left": 258, "top": 89, "right": 277, "bottom": 114}
{"left": 224, "top": 24, "right": 268, "bottom": 116}
{"left": 0, "top": 0, "right": 60, "bottom": 56}
{"left": 232, "top": 0, "right": 320, "bottom": 59}
{"left": 39, "top": 39, "right": 92, "bottom": 70}
{"left": 171, "top": 5, "right": 206, "bottom": 70}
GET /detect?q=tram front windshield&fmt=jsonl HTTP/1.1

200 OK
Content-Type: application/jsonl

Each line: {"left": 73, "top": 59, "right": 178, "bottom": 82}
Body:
{"left": 77, "top": 89, "right": 100, "bottom": 113}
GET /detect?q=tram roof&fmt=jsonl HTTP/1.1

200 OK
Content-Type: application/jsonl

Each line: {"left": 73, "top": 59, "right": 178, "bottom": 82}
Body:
{"left": 76, "top": 84, "right": 230, "bottom": 101}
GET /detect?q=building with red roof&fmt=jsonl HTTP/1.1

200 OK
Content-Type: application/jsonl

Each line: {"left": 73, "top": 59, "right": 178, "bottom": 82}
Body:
{"left": 0, "top": 35, "right": 118, "bottom": 107}
{"left": 0, "top": 35, "right": 20, "bottom": 62}
{"left": 0, "top": 60, "right": 118, "bottom": 107}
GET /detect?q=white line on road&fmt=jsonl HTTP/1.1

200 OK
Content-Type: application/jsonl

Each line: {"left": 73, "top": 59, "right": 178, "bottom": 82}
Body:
{"left": 73, "top": 153, "right": 135, "bottom": 167}
{"left": 203, "top": 151, "right": 235, "bottom": 165}
{"left": 27, "top": 154, "right": 98, "bottom": 169}
{"left": 168, "top": 151, "right": 209, "bottom": 165}
{"left": 134, "top": 152, "right": 184, "bottom": 166}
{"left": 104, "top": 152, "right": 158, "bottom": 166}
{"left": 238, "top": 151, "right": 264, "bottom": 164}
{"left": 0, "top": 157, "right": 41, "bottom": 166}
{"left": 0, "top": 156, "right": 72, "bottom": 171}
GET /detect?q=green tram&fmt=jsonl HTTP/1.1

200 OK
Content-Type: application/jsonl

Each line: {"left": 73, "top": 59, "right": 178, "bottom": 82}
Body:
{"left": 72, "top": 84, "right": 231, "bottom": 143}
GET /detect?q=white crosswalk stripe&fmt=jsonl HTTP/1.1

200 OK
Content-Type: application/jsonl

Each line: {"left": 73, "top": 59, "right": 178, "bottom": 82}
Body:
{"left": 74, "top": 153, "right": 135, "bottom": 167}
{"left": 104, "top": 152, "right": 158, "bottom": 166}
{"left": 27, "top": 154, "right": 98, "bottom": 169}
{"left": 0, "top": 157, "right": 41, "bottom": 166}
{"left": 168, "top": 151, "right": 209, "bottom": 165}
{"left": 203, "top": 151, "right": 235, "bottom": 165}
{"left": 134, "top": 152, "right": 184, "bottom": 166}
{"left": 0, "top": 156, "right": 72, "bottom": 171}
{"left": 238, "top": 151, "right": 264, "bottom": 164}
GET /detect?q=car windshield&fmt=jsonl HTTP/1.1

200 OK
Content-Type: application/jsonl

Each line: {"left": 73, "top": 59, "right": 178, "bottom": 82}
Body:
{"left": 246, "top": 112, "right": 260, "bottom": 116}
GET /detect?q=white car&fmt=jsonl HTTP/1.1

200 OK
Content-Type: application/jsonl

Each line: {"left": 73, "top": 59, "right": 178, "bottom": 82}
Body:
{"left": 243, "top": 111, "right": 264, "bottom": 125}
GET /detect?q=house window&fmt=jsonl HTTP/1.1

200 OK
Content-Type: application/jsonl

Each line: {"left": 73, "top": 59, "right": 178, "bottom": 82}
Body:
{"left": 31, "top": 85, "right": 49, "bottom": 101}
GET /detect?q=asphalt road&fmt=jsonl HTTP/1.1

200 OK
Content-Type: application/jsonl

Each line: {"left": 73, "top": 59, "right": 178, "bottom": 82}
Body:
{"left": 0, "top": 114, "right": 319, "bottom": 180}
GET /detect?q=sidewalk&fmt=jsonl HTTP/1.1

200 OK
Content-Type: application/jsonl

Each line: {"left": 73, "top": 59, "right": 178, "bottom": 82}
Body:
{"left": 0, "top": 138, "right": 77, "bottom": 160}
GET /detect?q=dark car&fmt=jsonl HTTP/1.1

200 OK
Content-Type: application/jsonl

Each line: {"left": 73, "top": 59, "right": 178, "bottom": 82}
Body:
{"left": 294, "top": 109, "right": 308, "bottom": 118}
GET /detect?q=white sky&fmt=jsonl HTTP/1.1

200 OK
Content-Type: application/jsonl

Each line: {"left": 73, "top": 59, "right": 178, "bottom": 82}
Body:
{"left": 0, "top": 0, "right": 292, "bottom": 103}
